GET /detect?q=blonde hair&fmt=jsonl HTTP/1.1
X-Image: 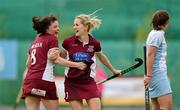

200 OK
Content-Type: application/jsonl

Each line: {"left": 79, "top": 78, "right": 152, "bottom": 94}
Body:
{"left": 75, "top": 12, "right": 101, "bottom": 32}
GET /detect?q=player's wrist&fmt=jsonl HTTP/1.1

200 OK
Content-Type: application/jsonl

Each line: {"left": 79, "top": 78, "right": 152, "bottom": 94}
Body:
{"left": 146, "top": 75, "right": 152, "bottom": 78}
{"left": 73, "top": 62, "right": 79, "bottom": 68}
{"left": 111, "top": 68, "right": 116, "bottom": 74}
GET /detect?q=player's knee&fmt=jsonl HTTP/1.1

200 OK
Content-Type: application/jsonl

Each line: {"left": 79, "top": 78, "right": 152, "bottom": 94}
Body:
{"left": 160, "top": 107, "right": 172, "bottom": 110}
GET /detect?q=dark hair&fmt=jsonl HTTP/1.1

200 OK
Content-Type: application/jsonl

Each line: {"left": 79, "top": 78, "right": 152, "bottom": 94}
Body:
{"left": 32, "top": 15, "right": 58, "bottom": 34}
{"left": 152, "top": 10, "right": 169, "bottom": 30}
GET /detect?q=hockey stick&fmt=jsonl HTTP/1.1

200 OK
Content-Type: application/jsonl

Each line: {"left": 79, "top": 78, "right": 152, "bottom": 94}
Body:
{"left": 144, "top": 45, "right": 150, "bottom": 110}
{"left": 13, "top": 68, "right": 28, "bottom": 110}
{"left": 13, "top": 87, "right": 22, "bottom": 110}
{"left": 96, "top": 58, "right": 143, "bottom": 85}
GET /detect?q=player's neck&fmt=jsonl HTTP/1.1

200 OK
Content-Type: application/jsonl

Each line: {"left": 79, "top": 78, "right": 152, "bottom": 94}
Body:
{"left": 79, "top": 34, "right": 89, "bottom": 44}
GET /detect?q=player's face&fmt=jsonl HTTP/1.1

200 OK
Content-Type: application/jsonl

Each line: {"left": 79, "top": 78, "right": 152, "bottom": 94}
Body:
{"left": 46, "top": 20, "right": 60, "bottom": 38}
{"left": 164, "top": 20, "right": 169, "bottom": 30}
{"left": 161, "top": 20, "right": 169, "bottom": 31}
{"left": 73, "top": 18, "right": 88, "bottom": 36}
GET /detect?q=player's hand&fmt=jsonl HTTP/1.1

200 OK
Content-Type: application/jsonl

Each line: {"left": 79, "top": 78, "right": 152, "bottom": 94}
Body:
{"left": 48, "top": 49, "right": 59, "bottom": 61}
{"left": 113, "top": 69, "right": 122, "bottom": 77}
{"left": 77, "top": 62, "right": 87, "bottom": 70}
{"left": 144, "top": 75, "right": 152, "bottom": 88}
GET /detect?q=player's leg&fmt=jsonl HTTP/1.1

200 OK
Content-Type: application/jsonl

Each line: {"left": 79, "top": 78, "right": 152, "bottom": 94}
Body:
{"left": 25, "top": 96, "right": 40, "bottom": 110}
{"left": 151, "top": 98, "right": 159, "bottom": 110}
{"left": 158, "top": 93, "right": 172, "bottom": 110}
{"left": 86, "top": 97, "right": 101, "bottom": 110}
{"left": 69, "top": 100, "right": 83, "bottom": 110}
{"left": 41, "top": 99, "right": 59, "bottom": 110}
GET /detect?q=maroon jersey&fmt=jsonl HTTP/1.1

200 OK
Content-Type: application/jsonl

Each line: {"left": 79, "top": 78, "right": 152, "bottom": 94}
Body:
{"left": 25, "top": 33, "right": 58, "bottom": 82}
{"left": 62, "top": 34, "right": 101, "bottom": 101}
{"left": 62, "top": 34, "right": 101, "bottom": 79}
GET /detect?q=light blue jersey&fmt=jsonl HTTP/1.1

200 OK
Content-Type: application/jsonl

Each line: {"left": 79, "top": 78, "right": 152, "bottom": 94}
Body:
{"left": 146, "top": 30, "right": 172, "bottom": 98}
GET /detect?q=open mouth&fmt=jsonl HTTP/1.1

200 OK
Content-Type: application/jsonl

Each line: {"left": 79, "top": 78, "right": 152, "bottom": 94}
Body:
{"left": 75, "top": 30, "right": 79, "bottom": 33}
{"left": 55, "top": 31, "right": 59, "bottom": 34}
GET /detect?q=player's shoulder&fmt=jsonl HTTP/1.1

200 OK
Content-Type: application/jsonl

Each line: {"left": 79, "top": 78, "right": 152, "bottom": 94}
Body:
{"left": 37, "top": 33, "right": 52, "bottom": 41}
{"left": 45, "top": 34, "right": 57, "bottom": 40}
{"left": 149, "top": 30, "right": 164, "bottom": 37}
{"left": 148, "top": 30, "right": 164, "bottom": 41}
{"left": 89, "top": 34, "right": 100, "bottom": 44}
{"left": 63, "top": 35, "right": 76, "bottom": 42}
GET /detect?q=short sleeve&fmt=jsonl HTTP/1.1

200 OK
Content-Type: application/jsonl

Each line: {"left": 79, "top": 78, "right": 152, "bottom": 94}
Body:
{"left": 48, "top": 36, "right": 59, "bottom": 49}
{"left": 94, "top": 40, "right": 101, "bottom": 52}
{"left": 146, "top": 32, "right": 163, "bottom": 48}
{"left": 62, "top": 38, "right": 69, "bottom": 50}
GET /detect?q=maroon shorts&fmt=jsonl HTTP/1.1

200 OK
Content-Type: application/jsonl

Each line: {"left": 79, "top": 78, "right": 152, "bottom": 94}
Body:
{"left": 64, "top": 77, "right": 100, "bottom": 102}
{"left": 22, "top": 79, "right": 58, "bottom": 100}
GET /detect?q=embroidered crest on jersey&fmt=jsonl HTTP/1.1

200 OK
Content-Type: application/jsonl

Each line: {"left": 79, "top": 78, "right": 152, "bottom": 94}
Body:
{"left": 87, "top": 45, "right": 94, "bottom": 52}
{"left": 72, "top": 52, "right": 90, "bottom": 62}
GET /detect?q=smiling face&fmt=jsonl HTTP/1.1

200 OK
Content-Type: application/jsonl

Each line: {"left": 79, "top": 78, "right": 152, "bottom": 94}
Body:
{"left": 46, "top": 20, "right": 60, "bottom": 38}
{"left": 73, "top": 18, "right": 88, "bottom": 37}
